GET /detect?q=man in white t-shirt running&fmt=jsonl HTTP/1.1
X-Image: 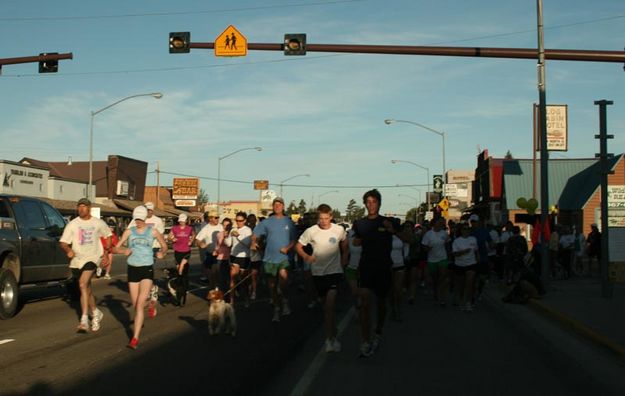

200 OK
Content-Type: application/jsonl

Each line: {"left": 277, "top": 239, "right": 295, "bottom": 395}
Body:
{"left": 296, "top": 204, "right": 348, "bottom": 353}
{"left": 60, "top": 198, "right": 112, "bottom": 333}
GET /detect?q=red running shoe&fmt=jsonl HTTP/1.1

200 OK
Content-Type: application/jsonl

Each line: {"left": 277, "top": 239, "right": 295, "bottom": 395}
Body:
{"left": 127, "top": 337, "right": 139, "bottom": 350}
{"left": 148, "top": 300, "right": 157, "bottom": 318}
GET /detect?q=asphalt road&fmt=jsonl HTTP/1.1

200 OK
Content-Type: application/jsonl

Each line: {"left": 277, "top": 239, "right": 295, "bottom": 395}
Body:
{"left": 1, "top": 253, "right": 624, "bottom": 396}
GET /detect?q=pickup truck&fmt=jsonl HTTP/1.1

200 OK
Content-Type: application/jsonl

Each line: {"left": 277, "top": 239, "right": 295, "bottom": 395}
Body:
{"left": 0, "top": 194, "right": 69, "bottom": 319}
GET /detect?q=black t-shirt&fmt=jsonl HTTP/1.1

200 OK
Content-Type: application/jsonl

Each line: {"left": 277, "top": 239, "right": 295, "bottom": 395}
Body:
{"left": 353, "top": 215, "right": 393, "bottom": 268}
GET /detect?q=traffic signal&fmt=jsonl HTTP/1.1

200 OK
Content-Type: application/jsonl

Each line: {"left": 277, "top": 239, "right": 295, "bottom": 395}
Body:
{"left": 284, "top": 34, "right": 306, "bottom": 55}
{"left": 169, "top": 32, "right": 190, "bottom": 53}
{"left": 38, "top": 53, "right": 58, "bottom": 73}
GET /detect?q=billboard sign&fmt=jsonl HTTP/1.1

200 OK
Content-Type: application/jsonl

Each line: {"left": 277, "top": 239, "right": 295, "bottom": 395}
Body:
{"left": 172, "top": 178, "right": 199, "bottom": 200}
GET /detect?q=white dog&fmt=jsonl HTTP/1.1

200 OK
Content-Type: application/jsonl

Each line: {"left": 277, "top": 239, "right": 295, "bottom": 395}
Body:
{"left": 207, "top": 288, "right": 236, "bottom": 337}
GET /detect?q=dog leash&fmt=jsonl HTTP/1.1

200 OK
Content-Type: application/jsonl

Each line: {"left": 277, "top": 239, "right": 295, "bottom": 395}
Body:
{"left": 222, "top": 271, "right": 254, "bottom": 297}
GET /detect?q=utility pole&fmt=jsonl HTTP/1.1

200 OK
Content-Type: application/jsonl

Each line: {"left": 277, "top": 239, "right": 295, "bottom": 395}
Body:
{"left": 156, "top": 161, "right": 160, "bottom": 209}
{"left": 537, "top": 0, "right": 550, "bottom": 287}
{"left": 595, "top": 100, "right": 614, "bottom": 299}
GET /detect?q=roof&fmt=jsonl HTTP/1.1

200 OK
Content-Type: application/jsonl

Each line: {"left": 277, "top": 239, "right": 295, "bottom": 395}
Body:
{"left": 39, "top": 197, "right": 131, "bottom": 217}
{"left": 558, "top": 154, "right": 623, "bottom": 210}
{"left": 503, "top": 158, "right": 602, "bottom": 210}
{"left": 20, "top": 157, "right": 107, "bottom": 182}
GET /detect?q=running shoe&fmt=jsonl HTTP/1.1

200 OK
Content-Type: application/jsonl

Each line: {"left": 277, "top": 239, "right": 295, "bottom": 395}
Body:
{"left": 199, "top": 277, "right": 209, "bottom": 283}
{"left": 250, "top": 291, "right": 256, "bottom": 301}
{"left": 307, "top": 299, "right": 318, "bottom": 309}
{"left": 76, "top": 316, "right": 89, "bottom": 334}
{"left": 281, "top": 301, "right": 291, "bottom": 316}
{"left": 331, "top": 338, "right": 342, "bottom": 352}
{"left": 91, "top": 309, "right": 104, "bottom": 332}
{"left": 325, "top": 339, "right": 342, "bottom": 353}
{"left": 127, "top": 337, "right": 139, "bottom": 350}
{"left": 96, "top": 267, "right": 102, "bottom": 278}
{"left": 148, "top": 300, "right": 157, "bottom": 318}
{"left": 103, "top": 273, "right": 112, "bottom": 280}
{"left": 359, "top": 342, "right": 373, "bottom": 358}
{"left": 272, "top": 308, "right": 280, "bottom": 322}
{"left": 371, "top": 333, "right": 382, "bottom": 352}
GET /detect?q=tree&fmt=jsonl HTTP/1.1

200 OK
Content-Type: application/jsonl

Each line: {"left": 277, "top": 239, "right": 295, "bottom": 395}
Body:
{"left": 505, "top": 150, "right": 514, "bottom": 159}
{"left": 405, "top": 207, "right": 419, "bottom": 223}
{"left": 331, "top": 208, "right": 342, "bottom": 221}
{"left": 197, "top": 188, "right": 209, "bottom": 211}
{"left": 286, "top": 200, "right": 298, "bottom": 216}
{"left": 345, "top": 199, "right": 365, "bottom": 223}
{"left": 297, "top": 199, "right": 308, "bottom": 215}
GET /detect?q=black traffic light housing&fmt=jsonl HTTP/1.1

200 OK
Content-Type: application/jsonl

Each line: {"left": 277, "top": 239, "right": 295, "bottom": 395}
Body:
{"left": 284, "top": 34, "right": 306, "bottom": 55}
{"left": 38, "top": 53, "right": 59, "bottom": 73}
{"left": 169, "top": 32, "right": 191, "bottom": 53}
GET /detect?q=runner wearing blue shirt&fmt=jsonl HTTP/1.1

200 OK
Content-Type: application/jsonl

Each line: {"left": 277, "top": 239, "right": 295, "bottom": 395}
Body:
{"left": 252, "top": 197, "right": 297, "bottom": 322}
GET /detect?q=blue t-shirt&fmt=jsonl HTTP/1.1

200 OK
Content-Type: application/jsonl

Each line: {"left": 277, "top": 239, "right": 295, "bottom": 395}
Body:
{"left": 253, "top": 216, "right": 296, "bottom": 264}
{"left": 127, "top": 226, "right": 155, "bottom": 267}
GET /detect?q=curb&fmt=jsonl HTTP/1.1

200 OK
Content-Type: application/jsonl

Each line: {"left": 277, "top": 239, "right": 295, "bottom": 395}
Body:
{"left": 527, "top": 298, "right": 625, "bottom": 359}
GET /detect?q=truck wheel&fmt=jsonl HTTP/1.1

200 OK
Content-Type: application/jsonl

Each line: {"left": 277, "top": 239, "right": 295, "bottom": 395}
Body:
{"left": 0, "top": 268, "right": 19, "bottom": 319}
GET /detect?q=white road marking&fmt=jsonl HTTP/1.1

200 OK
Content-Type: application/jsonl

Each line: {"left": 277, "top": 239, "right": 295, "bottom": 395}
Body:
{"left": 0, "top": 339, "right": 15, "bottom": 345}
{"left": 289, "top": 306, "right": 355, "bottom": 396}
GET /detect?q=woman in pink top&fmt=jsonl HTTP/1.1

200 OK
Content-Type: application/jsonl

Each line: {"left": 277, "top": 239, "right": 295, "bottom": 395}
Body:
{"left": 168, "top": 213, "right": 195, "bottom": 306}
{"left": 215, "top": 218, "right": 233, "bottom": 297}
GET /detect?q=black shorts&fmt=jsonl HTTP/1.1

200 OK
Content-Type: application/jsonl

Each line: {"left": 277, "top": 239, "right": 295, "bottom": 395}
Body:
{"left": 175, "top": 251, "right": 191, "bottom": 265}
{"left": 313, "top": 273, "right": 343, "bottom": 298}
{"left": 404, "top": 257, "right": 419, "bottom": 269}
{"left": 358, "top": 264, "right": 392, "bottom": 298}
{"left": 250, "top": 260, "right": 262, "bottom": 271}
{"left": 231, "top": 256, "right": 251, "bottom": 270}
{"left": 454, "top": 264, "right": 478, "bottom": 274}
{"left": 128, "top": 265, "right": 154, "bottom": 282}
{"left": 204, "top": 254, "right": 217, "bottom": 268}
{"left": 476, "top": 261, "right": 490, "bottom": 275}
{"left": 71, "top": 262, "right": 97, "bottom": 279}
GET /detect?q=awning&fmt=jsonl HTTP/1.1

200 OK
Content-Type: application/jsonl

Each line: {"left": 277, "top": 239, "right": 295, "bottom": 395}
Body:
{"left": 41, "top": 197, "right": 131, "bottom": 217}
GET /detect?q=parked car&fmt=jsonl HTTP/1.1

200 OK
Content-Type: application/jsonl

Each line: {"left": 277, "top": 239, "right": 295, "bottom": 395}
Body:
{"left": 0, "top": 194, "right": 69, "bottom": 319}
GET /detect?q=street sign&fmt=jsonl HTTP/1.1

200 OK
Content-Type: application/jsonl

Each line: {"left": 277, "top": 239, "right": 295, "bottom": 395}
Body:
{"left": 172, "top": 178, "right": 199, "bottom": 200}
{"left": 254, "top": 180, "right": 269, "bottom": 190}
{"left": 175, "top": 199, "right": 196, "bottom": 207}
{"left": 214, "top": 25, "right": 247, "bottom": 57}
{"left": 433, "top": 175, "right": 444, "bottom": 194}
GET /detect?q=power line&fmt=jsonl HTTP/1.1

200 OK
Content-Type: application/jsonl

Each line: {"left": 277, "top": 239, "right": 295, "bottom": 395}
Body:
{"left": 0, "top": 0, "right": 365, "bottom": 21}
{"left": 152, "top": 170, "right": 429, "bottom": 189}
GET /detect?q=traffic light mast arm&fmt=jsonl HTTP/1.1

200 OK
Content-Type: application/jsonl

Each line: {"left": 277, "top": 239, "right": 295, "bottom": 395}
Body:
{"left": 189, "top": 42, "right": 625, "bottom": 63}
{"left": 0, "top": 52, "right": 73, "bottom": 67}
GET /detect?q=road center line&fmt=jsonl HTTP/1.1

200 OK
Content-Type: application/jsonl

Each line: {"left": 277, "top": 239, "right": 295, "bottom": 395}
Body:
{"left": 0, "top": 339, "right": 15, "bottom": 345}
{"left": 289, "top": 306, "right": 355, "bottom": 396}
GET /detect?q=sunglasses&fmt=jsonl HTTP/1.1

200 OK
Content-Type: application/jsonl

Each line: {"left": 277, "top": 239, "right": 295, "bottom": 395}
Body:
{"left": 235, "top": 219, "right": 246, "bottom": 222}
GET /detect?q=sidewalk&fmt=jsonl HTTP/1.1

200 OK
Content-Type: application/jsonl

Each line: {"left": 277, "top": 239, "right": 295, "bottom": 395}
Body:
{"left": 522, "top": 277, "right": 625, "bottom": 358}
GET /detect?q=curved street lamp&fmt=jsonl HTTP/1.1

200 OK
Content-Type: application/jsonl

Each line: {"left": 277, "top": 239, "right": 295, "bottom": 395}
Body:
{"left": 279, "top": 173, "right": 310, "bottom": 198}
{"left": 217, "top": 146, "right": 263, "bottom": 214}
{"left": 391, "top": 159, "right": 430, "bottom": 210}
{"left": 385, "top": 118, "right": 446, "bottom": 192}
{"left": 89, "top": 92, "right": 163, "bottom": 200}
{"left": 316, "top": 190, "right": 339, "bottom": 207}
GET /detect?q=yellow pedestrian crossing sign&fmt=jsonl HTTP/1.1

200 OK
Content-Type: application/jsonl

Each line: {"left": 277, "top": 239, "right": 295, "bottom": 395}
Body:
{"left": 215, "top": 25, "right": 247, "bottom": 57}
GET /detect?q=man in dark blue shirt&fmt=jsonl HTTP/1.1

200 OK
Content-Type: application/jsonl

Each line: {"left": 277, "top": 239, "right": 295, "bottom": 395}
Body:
{"left": 352, "top": 189, "right": 394, "bottom": 357}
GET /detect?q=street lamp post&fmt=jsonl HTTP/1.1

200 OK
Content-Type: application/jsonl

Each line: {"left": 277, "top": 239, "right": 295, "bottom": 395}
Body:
{"left": 391, "top": 159, "right": 430, "bottom": 210}
{"left": 399, "top": 193, "right": 420, "bottom": 223}
{"left": 217, "top": 146, "right": 262, "bottom": 214}
{"left": 316, "top": 190, "right": 339, "bottom": 207}
{"left": 279, "top": 173, "right": 310, "bottom": 198}
{"left": 89, "top": 92, "right": 163, "bottom": 201}
{"left": 385, "top": 119, "right": 446, "bottom": 192}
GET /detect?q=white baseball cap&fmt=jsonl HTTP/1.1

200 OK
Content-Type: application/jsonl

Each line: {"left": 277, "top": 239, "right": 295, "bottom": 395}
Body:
{"left": 178, "top": 213, "right": 188, "bottom": 223}
{"left": 469, "top": 214, "right": 480, "bottom": 222}
{"left": 133, "top": 206, "right": 148, "bottom": 221}
{"left": 145, "top": 202, "right": 155, "bottom": 210}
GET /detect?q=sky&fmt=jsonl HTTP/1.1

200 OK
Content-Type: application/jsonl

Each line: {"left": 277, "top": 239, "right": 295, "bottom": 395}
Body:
{"left": 1, "top": 0, "right": 624, "bottom": 216}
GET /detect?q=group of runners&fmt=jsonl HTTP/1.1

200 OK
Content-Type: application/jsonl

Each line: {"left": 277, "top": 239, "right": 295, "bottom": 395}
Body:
{"left": 59, "top": 188, "right": 534, "bottom": 356}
